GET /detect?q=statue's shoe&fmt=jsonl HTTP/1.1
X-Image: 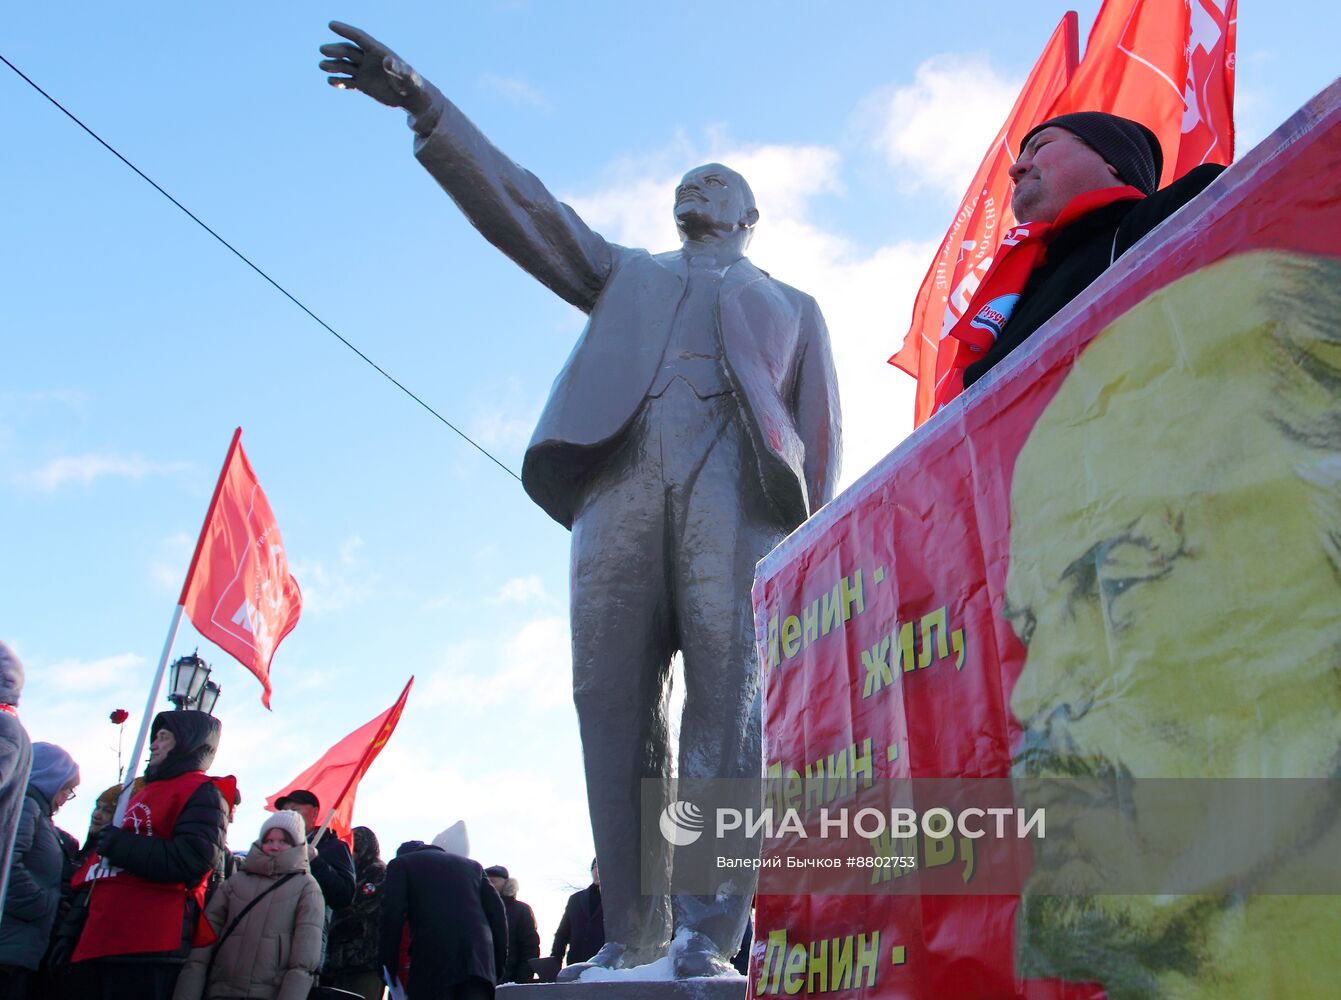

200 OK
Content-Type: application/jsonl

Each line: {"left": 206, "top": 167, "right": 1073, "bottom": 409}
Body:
{"left": 669, "top": 930, "right": 735, "bottom": 979}
{"left": 556, "top": 941, "right": 629, "bottom": 982}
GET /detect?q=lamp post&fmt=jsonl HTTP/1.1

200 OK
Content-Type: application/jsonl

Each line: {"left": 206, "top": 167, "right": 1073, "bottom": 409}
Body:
{"left": 197, "top": 678, "right": 222, "bottom": 716}
{"left": 167, "top": 651, "right": 212, "bottom": 711}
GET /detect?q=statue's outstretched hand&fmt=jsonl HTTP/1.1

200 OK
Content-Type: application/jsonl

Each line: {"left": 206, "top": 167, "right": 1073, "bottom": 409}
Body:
{"left": 320, "top": 22, "right": 430, "bottom": 113}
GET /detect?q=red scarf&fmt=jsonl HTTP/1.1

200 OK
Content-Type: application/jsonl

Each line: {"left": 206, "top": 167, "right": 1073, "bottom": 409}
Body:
{"left": 932, "top": 185, "right": 1145, "bottom": 414}
{"left": 0, "top": 704, "right": 16, "bottom": 717}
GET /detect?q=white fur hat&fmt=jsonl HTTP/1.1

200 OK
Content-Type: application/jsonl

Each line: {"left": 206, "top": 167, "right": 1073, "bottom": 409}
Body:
{"left": 261, "top": 810, "right": 307, "bottom": 848}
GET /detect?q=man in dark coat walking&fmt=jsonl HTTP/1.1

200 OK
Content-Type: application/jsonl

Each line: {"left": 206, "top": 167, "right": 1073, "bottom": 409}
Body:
{"left": 380, "top": 842, "right": 506, "bottom": 1000}
{"left": 550, "top": 861, "right": 603, "bottom": 970}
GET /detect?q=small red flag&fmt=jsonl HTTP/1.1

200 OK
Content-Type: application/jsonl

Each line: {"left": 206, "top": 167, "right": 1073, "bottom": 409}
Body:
{"left": 267, "top": 678, "right": 414, "bottom": 848}
{"left": 1047, "top": 0, "right": 1236, "bottom": 186}
{"left": 180, "top": 428, "right": 302, "bottom": 708}
{"left": 890, "top": 14, "right": 1078, "bottom": 428}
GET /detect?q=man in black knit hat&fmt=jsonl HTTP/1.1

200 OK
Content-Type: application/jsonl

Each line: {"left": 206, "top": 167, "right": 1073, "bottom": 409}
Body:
{"left": 955, "top": 111, "right": 1226, "bottom": 391}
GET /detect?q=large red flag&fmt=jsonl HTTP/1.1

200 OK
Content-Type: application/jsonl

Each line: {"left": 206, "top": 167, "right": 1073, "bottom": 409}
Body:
{"left": 267, "top": 678, "right": 414, "bottom": 848}
{"left": 890, "top": 14, "right": 1078, "bottom": 427}
{"left": 1046, "top": 0, "right": 1236, "bottom": 186}
{"left": 181, "top": 428, "right": 302, "bottom": 708}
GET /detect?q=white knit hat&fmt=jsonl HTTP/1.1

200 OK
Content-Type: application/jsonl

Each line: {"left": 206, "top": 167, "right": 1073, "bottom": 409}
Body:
{"left": 260, "top": 810, "right": 307, "bottom": 848}
{"left": 432, "top": 820, "right": 470, "bottom": 857}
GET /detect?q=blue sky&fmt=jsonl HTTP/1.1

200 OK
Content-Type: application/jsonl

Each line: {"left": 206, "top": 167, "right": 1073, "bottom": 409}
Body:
{"left": 2, "top": 1, "right": 1333, "bottom": 943}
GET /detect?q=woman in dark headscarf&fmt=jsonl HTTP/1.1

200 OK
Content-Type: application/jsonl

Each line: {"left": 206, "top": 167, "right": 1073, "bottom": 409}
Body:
{"left": 322, "top": 826, "right": 387, "bottom": 1000}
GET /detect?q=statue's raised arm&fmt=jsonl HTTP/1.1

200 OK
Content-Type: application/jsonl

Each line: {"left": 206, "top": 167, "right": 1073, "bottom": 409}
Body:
{"left": 320, "top": 22, "right": 613, "bottom": 312}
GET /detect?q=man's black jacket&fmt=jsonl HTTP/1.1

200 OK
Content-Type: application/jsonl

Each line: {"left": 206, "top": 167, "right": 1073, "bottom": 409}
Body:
{"left": 379, "top": 845, "right": 507, "bottom": 997}
{"left": 964, "top": 163, "right": 1225, "bottom": 388}
{"left": 550, "top": 883, "right": 603, "bottom": 966}
{"left": 310, "top": 828, "right": 356, "bottom": 910}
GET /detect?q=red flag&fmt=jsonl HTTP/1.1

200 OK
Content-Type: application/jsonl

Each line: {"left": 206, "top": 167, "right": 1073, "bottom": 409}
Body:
{"left": 1047, "top": 0, "right": 1236, "bottom": 185}
{"left": 181, "top": 428, "right": 302, "bottom": 708}
{"left": 267, "top": 678, "right": 414, "bottom": 848}
{"left": 890, "top": 14, "right": 1078, "bottom": 428}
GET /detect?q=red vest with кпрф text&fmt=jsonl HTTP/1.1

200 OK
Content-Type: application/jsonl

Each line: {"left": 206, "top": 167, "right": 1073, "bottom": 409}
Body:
{"left": 72, "top": 771, "right": 223, "bottom": 962}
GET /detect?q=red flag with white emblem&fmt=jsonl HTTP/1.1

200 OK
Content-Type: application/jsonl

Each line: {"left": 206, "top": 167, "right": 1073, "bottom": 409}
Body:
{"left": 890, "top": 14, "right": 1078, "bottom": 428}
{"left": 1046, "top": 0, "right": 1236, "bottom": 185}
{"left": 266, "top": 678, "right": 414, "bottom": 849}
{"left": 181, "top": 428, "right": 302, "bottom": 708}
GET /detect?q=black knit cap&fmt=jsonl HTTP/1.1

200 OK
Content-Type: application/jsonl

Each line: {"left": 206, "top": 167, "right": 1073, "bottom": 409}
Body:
{"left": 1020, "top": 112, "right": 1164, "bottom": 196}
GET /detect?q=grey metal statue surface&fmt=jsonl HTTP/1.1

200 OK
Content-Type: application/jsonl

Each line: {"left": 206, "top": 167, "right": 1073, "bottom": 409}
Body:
{"left": 320, "top": 23, "right": 841, "bottom": 979}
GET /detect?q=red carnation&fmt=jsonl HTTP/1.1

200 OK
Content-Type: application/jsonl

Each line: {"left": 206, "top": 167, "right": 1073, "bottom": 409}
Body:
{"left": 109, "top": 709, "right": 129, "bottom": 725}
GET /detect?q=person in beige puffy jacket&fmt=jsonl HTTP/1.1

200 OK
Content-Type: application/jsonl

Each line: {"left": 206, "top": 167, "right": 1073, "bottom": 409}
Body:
{"left": 174, "top": 811, "right": 324, "bottom": 1000}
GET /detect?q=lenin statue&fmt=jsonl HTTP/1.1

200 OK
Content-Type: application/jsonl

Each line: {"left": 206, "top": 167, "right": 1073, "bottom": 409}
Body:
{"left": 319, "top": 23, "right": 841, "bottom": 979}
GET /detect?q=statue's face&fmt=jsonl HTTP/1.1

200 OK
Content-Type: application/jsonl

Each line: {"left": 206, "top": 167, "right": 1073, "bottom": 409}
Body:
{"left": 673, "top": 163, "right": 753, "bottom": 238}
{"left": 1006, "top": 253, "right": 1341, "bottom": 992}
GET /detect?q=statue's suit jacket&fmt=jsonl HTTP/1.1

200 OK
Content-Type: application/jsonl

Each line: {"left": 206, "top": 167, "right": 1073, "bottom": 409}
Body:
{"left": 414, "top": 98, "right": 841, "bottom": 529}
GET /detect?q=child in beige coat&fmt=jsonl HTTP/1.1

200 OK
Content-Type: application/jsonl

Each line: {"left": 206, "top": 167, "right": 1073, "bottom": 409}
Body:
{"left": 174, "top": 811, "right": 325, "bottom": 1000}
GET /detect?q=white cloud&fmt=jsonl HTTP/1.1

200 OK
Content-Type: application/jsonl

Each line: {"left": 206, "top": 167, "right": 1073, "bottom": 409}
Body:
{"left": 492, "top": 575, "right": 550, "bottom": 605}
{"left": 421, "top": 613, "right": 571, "bottom": 714}
{"left": 17, "top": 389, "right": 89, "bottom": 410}
{"left": 289, "top": 535, "right": 372, "bottom": 615}
{"left": 20, "top": 453, "right": 192, "bottom": 491}
{"left": 479, "top": 73, "right": 552, "bottom": 112}
{"left": 150, "top": 531, "right": 196, "bottom": 593}
{"left": 866, "top": 54, "right": 1019, "bottom": 198}
{"left": 468, "top": 377, "right": 544, "bottom": 454}
{"left": 38, "top": 652, "right": 147, "bottom": 693}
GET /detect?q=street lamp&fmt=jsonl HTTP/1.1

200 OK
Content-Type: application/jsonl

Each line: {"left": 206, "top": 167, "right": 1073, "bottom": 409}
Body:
{"left": 168, "top": 652, "right": 211, "bottom": 710}
{"left": 197, "top": 678, "right": 222, "bottom": 716}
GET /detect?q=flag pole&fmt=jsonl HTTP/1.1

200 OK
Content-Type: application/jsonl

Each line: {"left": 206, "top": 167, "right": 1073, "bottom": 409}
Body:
{"left": 111, "top": 604, "right": 185, "bottom": 826}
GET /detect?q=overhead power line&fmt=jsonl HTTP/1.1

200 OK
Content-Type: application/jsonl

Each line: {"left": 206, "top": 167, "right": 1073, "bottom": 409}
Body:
{"left": 0, "top": 52, "right": 524, "bottom": 486}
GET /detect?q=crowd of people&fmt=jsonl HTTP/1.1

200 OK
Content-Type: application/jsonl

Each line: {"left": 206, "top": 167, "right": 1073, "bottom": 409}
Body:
{"left": 0, "top": 642, "right": 608, "bottom": 1000}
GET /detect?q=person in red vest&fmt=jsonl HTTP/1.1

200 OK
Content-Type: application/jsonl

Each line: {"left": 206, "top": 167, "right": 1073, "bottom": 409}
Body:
{"left": 69, "top": 710, "right": 231, "bottom": 1000}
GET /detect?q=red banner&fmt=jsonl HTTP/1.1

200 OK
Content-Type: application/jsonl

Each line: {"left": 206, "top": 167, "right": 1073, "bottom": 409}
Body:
{"left": 890, "top": 14, "right": 1077, "bottom": 428}
{"left": 180, "top": 428, "right": 302, "bottom": 708}
{"left": 267, "top": 677, "right": 414, "bottom": 848}
{"left": 754, "top": 82, "right": 1341, "bottom": 999}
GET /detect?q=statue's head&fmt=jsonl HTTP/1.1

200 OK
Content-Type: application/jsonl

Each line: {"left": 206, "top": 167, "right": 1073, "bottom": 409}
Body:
{"left": 673, "top": 163, "right": 758, "bottom": 247}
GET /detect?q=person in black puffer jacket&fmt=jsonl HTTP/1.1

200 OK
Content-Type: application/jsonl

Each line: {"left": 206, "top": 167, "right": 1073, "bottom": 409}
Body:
{"left": 69, "top": 710, "right": 233, "bottom": 1000}
{"left": 0, "top": 742, "right": 79, "bottom": 997}
{"left": 323, "top": 826, "right": 386, "bottom": 1000}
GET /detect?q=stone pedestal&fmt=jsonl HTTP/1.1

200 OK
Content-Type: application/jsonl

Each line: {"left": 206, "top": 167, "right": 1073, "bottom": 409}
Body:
{"left": 497, "top": 979, "right": 747, "bottom": 1000}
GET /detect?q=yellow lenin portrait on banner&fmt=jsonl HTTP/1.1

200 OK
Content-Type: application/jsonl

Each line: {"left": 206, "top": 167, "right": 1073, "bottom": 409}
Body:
{"left": 1006, "top": 251, "right": 1341, "bottom": 998}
